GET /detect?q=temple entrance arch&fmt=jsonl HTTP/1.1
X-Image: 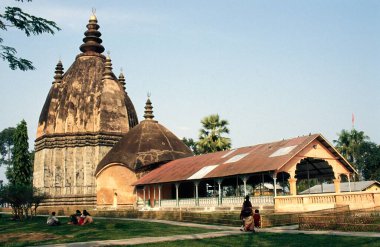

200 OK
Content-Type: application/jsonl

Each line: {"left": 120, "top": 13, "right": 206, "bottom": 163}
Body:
{"left": 295, "top": 158, "right": 335, "bottom": 195}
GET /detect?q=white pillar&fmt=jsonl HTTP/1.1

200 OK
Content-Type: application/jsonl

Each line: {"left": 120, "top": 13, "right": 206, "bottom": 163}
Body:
{"left": 273, "top": 177, "right": 277, "bottom": 197}
{"left": 194, "top": 181, "right": 199, "bottom": 206}
{"left": 217, "top": 179, "right": 222, "bottom": 205}
{"left": 147, "top": 185, "right": 151, "bottom": 207}
{"left": 158, "top": 185, "right": 162, "bottom": 207}
{"left": 143, "top": 186, "right": 146, "bottom": 206}
{"left": 175, "top": 183, "right": 180, "bottom": 207}
{"left": 241, "top": 176, "right": 248, "bottom": 196}
{"left": 348, "top": 174, "right": 352, "bottom": 192}
{"left": 153, "top": 185, "right": 156, "bottom": 207}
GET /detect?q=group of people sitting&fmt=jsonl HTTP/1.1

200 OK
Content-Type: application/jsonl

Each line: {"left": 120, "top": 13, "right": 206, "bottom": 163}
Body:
{"left": 240, "top": 195, "right": 261, "bottom": 232}
{"left": 46, "top": 209, "right": 93, "bottom": 226}
{"left": 68, "top": 209, "right": 93, "bottom": 225}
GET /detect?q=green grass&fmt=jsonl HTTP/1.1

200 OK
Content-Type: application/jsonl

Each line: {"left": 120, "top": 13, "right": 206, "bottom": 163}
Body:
{"left": 0, "top": 216, "right": 217, "bottom": 247}
{"left": 137, "top": 233, "right": 380, "bottom": 247}
{"left": 1, "top": 216, "right": 379, "bottom": 247}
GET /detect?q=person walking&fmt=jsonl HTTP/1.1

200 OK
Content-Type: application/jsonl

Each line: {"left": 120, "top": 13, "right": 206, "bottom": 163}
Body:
{"left": 240, "top": 195, "right": 254, "bottom": 232}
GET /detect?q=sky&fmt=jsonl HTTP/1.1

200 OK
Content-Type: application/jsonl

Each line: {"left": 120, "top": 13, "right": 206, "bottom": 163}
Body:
{"left": 0, "top": 0, "right": 379, "bottom": 182}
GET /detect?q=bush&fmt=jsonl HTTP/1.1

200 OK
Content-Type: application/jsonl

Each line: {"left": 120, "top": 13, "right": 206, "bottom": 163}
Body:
{"left": 0, "top": 184, "right": 47, "bottom": 220}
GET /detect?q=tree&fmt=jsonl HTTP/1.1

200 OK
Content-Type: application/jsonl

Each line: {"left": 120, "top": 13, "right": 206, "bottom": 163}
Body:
{"left": 182, "top": 137, "right": 200, "bottom": 155}
{"left": 0, "top": 0, "right": 60, "bottom": 70}
{"left": 0, "top": 127, "right": 15, "bottom": 166}
{"left": 7, "top": 120, "right": 32, "bottom": 186}
{"left": 357, "top": 142, "right": 380, "bottom": 181}
{"left": 334, "top": 129, "right": 369, "bottom": 176}
{"left": 0, "top": 183, "right": 47, "bottom": 219}
{"left": 197, "top": 114, "right": 231, "bottom": 154}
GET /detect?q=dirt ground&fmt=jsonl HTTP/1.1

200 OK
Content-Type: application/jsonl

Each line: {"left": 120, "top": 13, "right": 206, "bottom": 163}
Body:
{"left": 0, "top": 232, "right": 64, "bottom": 243}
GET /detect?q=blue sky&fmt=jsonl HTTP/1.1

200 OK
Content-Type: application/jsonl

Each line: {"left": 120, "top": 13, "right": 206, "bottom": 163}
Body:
{"left": 0, "top": 0, "right": 379, "bottom": 182}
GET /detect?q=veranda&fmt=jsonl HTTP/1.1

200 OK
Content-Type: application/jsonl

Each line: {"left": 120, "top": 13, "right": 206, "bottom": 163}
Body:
{"left": 135, "top": 135, "right": 380, "bottom": 212}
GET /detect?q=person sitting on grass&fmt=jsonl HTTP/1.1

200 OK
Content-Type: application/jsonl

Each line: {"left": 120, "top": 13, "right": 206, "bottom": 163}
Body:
{"left": 79, "top": 209, "right": 93, "bottom": 225}
{"left": 47, "top": 212, "right": 60, "bottom": 226}
{"left": 68, "top": 210, "right": 81, "bottom": 225}
{"left": 253, "top": 209, "right": 261, "bottom": 230}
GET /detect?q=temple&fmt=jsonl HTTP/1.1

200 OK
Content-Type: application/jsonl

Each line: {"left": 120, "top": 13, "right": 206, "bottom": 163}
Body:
{"left": 33, "top": 13, "right": 379, "bottom": 213}
{"left": 33, "top": 13, "right": 138, "bottom": 206}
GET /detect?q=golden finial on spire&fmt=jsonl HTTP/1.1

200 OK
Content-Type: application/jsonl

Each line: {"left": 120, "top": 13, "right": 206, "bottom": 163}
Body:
{"left": 80, "top": 8, "right": 104, "bottom": 54}
{"left": 90, "top": 8, "right": 97, "bottom": 21}
{"left": 106, "top": 50, "right": 111, "bottom": 59}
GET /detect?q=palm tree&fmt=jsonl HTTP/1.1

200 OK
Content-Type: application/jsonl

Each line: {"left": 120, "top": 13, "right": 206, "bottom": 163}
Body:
{"left": 197, "top": 114, "right": 231, "bottom": 154}
{"left": 334, "top": 128, "right": 369, "bottom": 176}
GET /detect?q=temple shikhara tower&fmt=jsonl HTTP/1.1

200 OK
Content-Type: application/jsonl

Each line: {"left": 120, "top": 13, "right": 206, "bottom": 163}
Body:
{"left": 33, "top": 14, "right": 138, "bottom": 206}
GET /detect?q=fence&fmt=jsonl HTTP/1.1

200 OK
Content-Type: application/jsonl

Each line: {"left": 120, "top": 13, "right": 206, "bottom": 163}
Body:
{"left": 299, "top": 206, "right": 380, "bottom": 232}
{"left": 262, "top": 205, "right": 350, "bottom": 227}
{"left": 158, "top": 196, "right": 274, "bottom": 209}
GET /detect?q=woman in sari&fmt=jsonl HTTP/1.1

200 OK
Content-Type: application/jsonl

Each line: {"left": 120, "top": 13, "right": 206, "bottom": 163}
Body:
{"left": 240, "top": 195, "right": 254, "bottom": 232}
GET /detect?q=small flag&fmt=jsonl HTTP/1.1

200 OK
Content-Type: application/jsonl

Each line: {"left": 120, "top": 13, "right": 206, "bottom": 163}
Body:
{"left": 352, "top": 113, "right": 355, "bottom": 128}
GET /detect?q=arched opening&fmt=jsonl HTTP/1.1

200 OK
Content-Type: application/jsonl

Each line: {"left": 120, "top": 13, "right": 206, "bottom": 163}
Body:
{"left": 295, "top": 158, "right": 335, "bottom": 195}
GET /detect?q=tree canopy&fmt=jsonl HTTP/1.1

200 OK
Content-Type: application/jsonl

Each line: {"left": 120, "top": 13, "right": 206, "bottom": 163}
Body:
{"left": 0, "top": 0, "right": 60, "bottom": 70}
{"left": 197, "top": 114, "right": 231, "bottom": 154}
{"left": 334, "top": 128, "right": 380, "bottom": 181}
{"left": 182, "top": 114, "right": 232, "bottom": 155}
{"left": 6, "top": 120, "right": 32, "bottom": 186}
{"left": 182, "top": 137, "right": 200, "bottom": 155}
{"left": 0, "top": 127, "right": 15, "bottom": 166}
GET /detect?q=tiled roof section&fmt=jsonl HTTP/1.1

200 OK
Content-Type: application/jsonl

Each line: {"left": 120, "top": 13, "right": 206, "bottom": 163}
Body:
{"left": 135, "top": 134, "right": 323, "bottom": 185}
{"left": 300, "top": 181, "right": 380, "bottom": 194}
{"left": 134, "top": 134, "right": 357, "bottom": 185}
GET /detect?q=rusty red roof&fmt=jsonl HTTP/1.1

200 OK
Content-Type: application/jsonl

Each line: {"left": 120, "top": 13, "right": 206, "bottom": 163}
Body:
{"left": 134, "top": 134, "right": 355, "bottom": 185}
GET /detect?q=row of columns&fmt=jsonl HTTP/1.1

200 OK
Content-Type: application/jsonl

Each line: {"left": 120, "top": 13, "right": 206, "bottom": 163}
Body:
{"left": 143, "top": 184, "right": 162, "bottom": 207}
{"left": 141, "top": 172, "right": 353, "bottom": 207}
{"left": 141, "top": 174, "right": 276, "bottom": 207}
{"left": 286, "top": 173, "right": 352, "bottom": 196}
{"left": 142, "top": 179, "right": 227, "bottom": 207}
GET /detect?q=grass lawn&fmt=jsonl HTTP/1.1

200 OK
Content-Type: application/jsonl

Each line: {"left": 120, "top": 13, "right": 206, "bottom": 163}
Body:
{"left": 0, "top": 216, "right": 217, "bottom": 247}
{"left": 138, "top": 232, "right": 380, "bottom": 247}
{"left": 1, "top": 216, "right": 379, "bottom": 247}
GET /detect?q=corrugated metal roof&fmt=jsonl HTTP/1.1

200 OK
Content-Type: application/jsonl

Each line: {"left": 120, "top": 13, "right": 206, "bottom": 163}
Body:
{"left": 299, "top": 181, "right": 380, "bottom": 194}
{"left": 134, "top": 134, "right": 356, "bottom": 185}
{"left": 187, "top": 164, "right": 219, "bottom": 180}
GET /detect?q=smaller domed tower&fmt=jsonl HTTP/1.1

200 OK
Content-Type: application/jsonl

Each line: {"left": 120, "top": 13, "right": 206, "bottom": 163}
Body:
{"left": 95, "top": 97, "right": 193, "bottom": 208}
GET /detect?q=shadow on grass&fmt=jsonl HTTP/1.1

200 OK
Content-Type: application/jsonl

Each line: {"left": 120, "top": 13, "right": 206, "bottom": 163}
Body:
{"left": 137, "top": 232, "right": 380, "bottom": 247}
{"left": 0, "top": 216, "right": 218, "bottom": 247}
